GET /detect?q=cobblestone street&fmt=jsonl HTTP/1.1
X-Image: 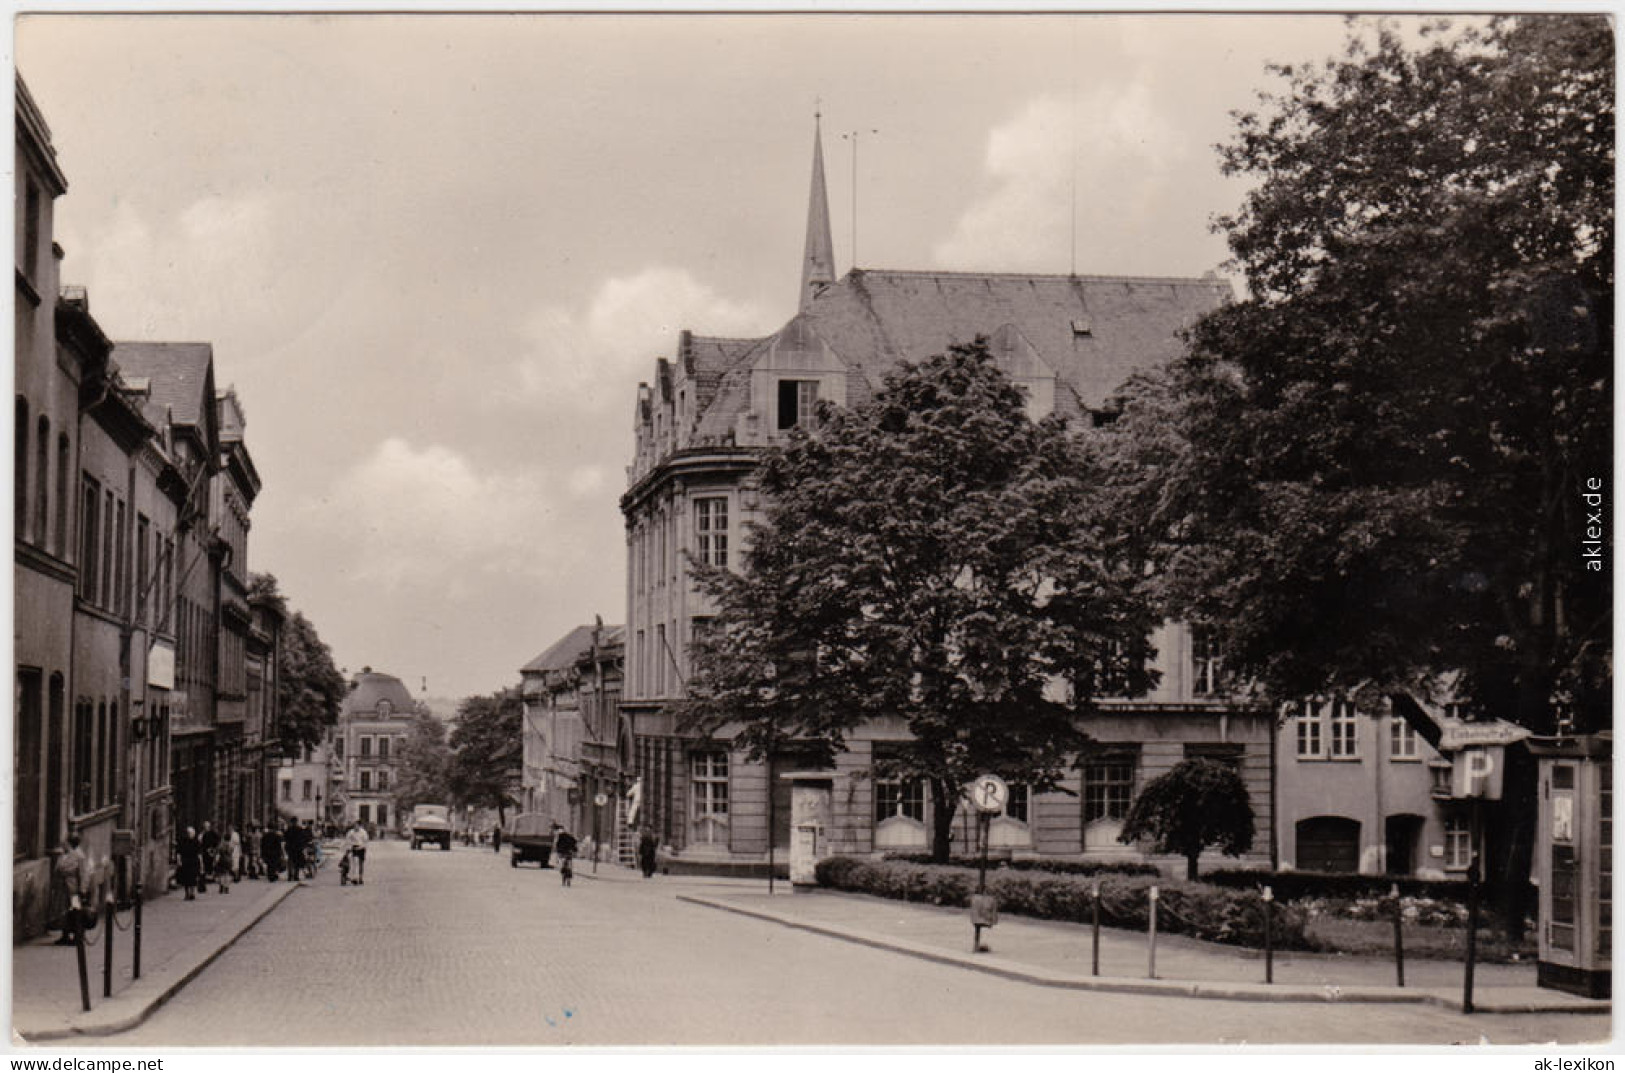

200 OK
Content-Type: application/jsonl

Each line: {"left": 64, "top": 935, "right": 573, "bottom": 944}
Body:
{"left": 99, "top": 841, "right": 1607, "bottom": 1047}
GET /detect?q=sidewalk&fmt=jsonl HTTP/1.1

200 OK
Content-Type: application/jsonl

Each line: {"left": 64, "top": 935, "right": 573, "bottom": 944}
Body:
{"left": 11, "top": 876, "right": 300, "bottom": 1043}
{"left": 680, "top": 886, "right": 1613, "bottom": 1016}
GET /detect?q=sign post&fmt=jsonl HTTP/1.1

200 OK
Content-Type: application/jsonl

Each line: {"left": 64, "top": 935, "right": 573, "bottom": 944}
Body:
{"left": 967, "top": 774, "right": 1007, "bottom": 953}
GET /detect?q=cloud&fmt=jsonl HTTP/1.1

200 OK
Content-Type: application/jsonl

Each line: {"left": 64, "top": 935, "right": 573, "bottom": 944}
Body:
{"left": 512, "top": 266, "right": 772, "bottom": 413}
{"left": 932, "top": 87, "right": 1196, "bottom": 275}
{"left": 308, "top": 437, "right": 567, "bottom": 592}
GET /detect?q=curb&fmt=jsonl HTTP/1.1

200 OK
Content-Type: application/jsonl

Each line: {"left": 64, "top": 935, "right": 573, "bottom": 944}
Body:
{"left": 678, "top": 895, "right": 1611, "bottom": 1016}
{"left": 16, "top": 882, "right": 302, "bottom": 1042}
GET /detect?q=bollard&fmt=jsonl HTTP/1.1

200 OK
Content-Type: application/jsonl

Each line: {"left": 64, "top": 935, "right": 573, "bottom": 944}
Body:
{"left": 1262, "top": 885, "right": 1274, "bottom": 985}
{"left": 1147, "top": 885, "right": 1159, "bottom": 979}
{"left": 1463, "top": 846, "right": 1481, "bottom": 1014}
{"left": 133, "top": 883, "right": 143, "bottom": 981}
{"left": 103, "top": 894, "right": 115, "bottom": 998}
{"left": 73, "top": 896, "right": 91, "bottom": 1013}
{"left": 1091, "top": 883, "right": 1101, "bottom": 977}
{"left": 1390, "top": 883, "right": 1405, "bottom": 987}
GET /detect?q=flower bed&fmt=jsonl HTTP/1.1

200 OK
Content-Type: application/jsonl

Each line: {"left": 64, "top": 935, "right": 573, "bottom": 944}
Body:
{"left": 815, "top": 855, "right": 1313, "bottom": 950}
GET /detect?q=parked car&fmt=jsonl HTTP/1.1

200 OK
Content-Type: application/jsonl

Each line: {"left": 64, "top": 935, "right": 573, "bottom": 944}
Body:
{"left": 508, "top": 813, "right": 555, "bottom": 868}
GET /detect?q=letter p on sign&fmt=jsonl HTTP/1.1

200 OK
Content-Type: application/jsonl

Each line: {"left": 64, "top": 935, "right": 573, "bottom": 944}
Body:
{"left": 1451, "top": 746, "right": 1505, "bottom": 799}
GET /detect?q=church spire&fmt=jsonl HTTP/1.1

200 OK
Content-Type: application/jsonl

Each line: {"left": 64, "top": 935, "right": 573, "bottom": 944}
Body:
{"left": 799, "top": 111, "right": 836, "bottom": 312}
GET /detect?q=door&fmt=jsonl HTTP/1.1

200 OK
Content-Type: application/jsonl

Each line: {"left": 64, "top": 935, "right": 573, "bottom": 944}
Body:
{"left": 1296, "top": 816, "right": 1361, "bottom": 873}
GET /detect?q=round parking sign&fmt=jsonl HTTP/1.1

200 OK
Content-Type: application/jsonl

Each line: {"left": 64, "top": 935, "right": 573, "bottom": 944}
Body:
{"left": 970, "top": 774, "right": 1008, "bottom": 814}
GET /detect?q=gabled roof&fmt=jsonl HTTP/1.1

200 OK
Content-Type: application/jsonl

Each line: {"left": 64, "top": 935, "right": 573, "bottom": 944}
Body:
{"left": 112, "top": 342, "right": 217, "bottom": 429}
{"left": 521, "top": 623, "right": 625, "bottom": 676}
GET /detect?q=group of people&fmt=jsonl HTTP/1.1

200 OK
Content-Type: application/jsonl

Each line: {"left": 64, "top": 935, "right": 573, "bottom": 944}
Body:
{"left": 173, "top": 817, "right": 368, "bottom": 899}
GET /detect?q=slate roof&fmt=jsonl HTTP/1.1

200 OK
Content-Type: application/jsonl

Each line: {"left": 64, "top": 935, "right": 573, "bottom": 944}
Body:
{"left": 687, "top": 267, "right": 1231, "bottom": 441}
{"left": 110, "top": 343, "right": 215, "bottom": 428}
{"left": 521, "top": 623, "right": 625, "bottom": 676}
{"left": 341, "top": 671, "right": 418, "bottom": 719}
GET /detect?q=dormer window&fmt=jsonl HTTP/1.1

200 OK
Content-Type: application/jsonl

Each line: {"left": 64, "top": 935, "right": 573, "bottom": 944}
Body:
{"left": 777, "top": 379, "right": 819, "bottom": 430}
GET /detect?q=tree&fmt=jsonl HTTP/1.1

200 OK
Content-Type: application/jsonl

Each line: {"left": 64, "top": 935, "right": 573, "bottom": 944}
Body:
{"left": 251, "top": 572, "right": 347, "bottom": 754}
{"left": 448, "top": 689, "right": 522, "bottom": 826}
{"left": 393, "top": 711, "right": 453, "bottom": 816}
{"left": 1108, "top": 16, "right": 1611, "bottom": 929}
{"left": 1119, "top": 759, "right": 1255, "bottom": 880}
{"left": 680, "top": 341, "right": 1159, "bottom": 862}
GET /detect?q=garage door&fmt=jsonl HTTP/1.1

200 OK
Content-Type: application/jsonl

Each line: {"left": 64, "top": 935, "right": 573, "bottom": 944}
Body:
{"left": 1296, "top": 816, "right": 1361, "bottom": 873}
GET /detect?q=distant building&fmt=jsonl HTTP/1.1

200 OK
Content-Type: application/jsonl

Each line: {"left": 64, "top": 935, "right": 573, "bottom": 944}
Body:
{"left": 277, "top": 728, "right": 337, "bottom": 829}
{"left": 519, "top": 620, "right": 627, "bottom": 854}
{"left": 619, "top": 119, "right": 1271, "bottom": 874}
{"left": 335, "top": 668, "right": 418, "bottom": 834}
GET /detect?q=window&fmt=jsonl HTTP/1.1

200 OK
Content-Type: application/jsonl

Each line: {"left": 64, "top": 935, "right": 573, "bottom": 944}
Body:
{"left": 35, "top": 415, "right": 49, "bottom": 547}
{"left": 358, "top": 804, "right": 371, "bottom": 825}
{"left": 136, "top": 515, "right": 150, "bottom": 624}
{"left": 1094, "top": 638, "right": 1146, "bottom": 698}
{"left": 15, "top": 669, "right": 43, "bottom": 858}
{"left": 73, "top": 700, "right": 93, "bottom": 814}
{"left": 1389, "top": 716, "right": 1419, "bottom": 760}
{"left": 1444, "top": 815, "right": 1472, "bottom": 870}
{"left": 655, "top": 624, "right": 666, "bottom": 693}
{"left": 1083, "top": 751, "right": 1136, "bottom": 823}
{"left": 377, "top": 804, "right": 388, "bottom": 828}
{"left": 360, "top": 736, "right": 372, "bottom": 757}
{"left": 360, "top": 770, "right": 372, "bottom": 792}
{"left": 1004, "top": 784, "right": 1031, "bottom": 824}
{"left": 692, "top": 751, "right": 729, "bottom": 844}
{"left": 101, "top": 490, "right": 115, "bottom": 610}
{"left": 378, "top": 736, "right": 390, "bottom": 760}
{"left": 114, "top": 498, "right": 127, "bottom": 615}
{"left": 695, "top": 497, "right": 729, "bottom": 568}
{"left": 1294, "top": 701, "right": 1323, "bottom": 758}
{"left": 281, "top": 779, "right": 292, "bottom": 802}
{"left": 15, "top": 397, "right": 28, "bottom": 540}
{"left": 23, "top": 178, "right": 40, "bottom": 281}
{"left": 55, "top": 434, "right": 69, "bottom": 557}
{"left": 777, "top": 379, "right": 819, "bottom": 430}
{"left": 874, "top": 773, "right": 926, "bottom": 824}
{"left": 334, "top": 737, "right": 344, "bottom": 759}
{"left": 302, "top": 779, "right": 312, "bottom": 801}
{"left": 1191, "top": 625, "right": 1225, "bottom": 697}
{"left": 377, "top": 770, "right": 389, "bottom": 792}
{"left": 1329, "top": 700, "right": 1359, "bottom": 758}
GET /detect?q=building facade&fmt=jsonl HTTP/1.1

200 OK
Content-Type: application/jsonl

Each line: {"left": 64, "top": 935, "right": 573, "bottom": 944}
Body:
{"left": 519, "top": 621, "right": 628, "bottom": 857}
{"left": 619, "top": 120, "right": 1272, "bottom": 875}
{"left": 335, "top": 669, "right": 418, "bottom": 835}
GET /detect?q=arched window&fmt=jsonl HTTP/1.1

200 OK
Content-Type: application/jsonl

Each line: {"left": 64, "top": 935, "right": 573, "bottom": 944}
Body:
{"left": 55, "top": 432, "right": 69, "bottom": 557}
{"left": 35, "top": 414, "right": 49, "bottom": 547}
{"left": 15, "top": 396, "right": 29, "bottom": 539}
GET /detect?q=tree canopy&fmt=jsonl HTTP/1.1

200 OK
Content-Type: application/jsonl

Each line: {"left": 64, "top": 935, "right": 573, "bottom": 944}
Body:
{"left": 1119, "top": 759, "right": 1256, "bottom": 880}
{"left": 251, "top": 572, "right": 347, "bottom": 754}
{"left": 680, "top": 340, "right": 1159, "bottom": 861}
{"left": 1109, "top": 15, "right": 1612, "bottom": 731}
{"left": 393, "top": 711, "right": 454, "bottom": 816}
{"left": 448, "top": 689, "right": 523, "bottom": 825}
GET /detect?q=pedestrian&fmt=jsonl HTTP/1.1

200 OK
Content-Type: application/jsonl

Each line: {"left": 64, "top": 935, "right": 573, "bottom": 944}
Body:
{"left": 199, "top": 820, "right": 220, "bottom": 891}
{"left": 492, "top": 825, "right": 502, "bottom": 854}
{"left": 51, "top": 834, "right": 89, "bottom": 944}
{"left": 177, "top": 826, "right": 202, "bottom": 901}
{"left": 552, "top": 824, "right": 578, "bottom": 887}
{"left": 244, "top": 823, "right": 262, "bottom": 879}
{"left": 221, "top": 824, "right": 241, "bottom": 891}
{"left": 345, "top": 820, "right": 369, "bottom": 884}
{"left": 638, "top": 827, "right": 658, "bottom": 879}
{"left": 283, "top": 820, "right": 306, "bottom": 882}
{"left": 261, "top": 820, "right": 284, "bottom": 882}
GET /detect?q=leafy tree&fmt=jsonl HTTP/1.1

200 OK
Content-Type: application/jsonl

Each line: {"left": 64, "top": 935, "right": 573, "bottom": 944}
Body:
{"left": 1108, "top": 16, "right": 1611, "bottom": 930}
{"left": 251, "top": 572, "right": 347, "bottom": 754}
{"left": 448, "top": 689, "right": 522, "bottom": 826}
{"left": 393, "top": 711, "right": 453, "bottom": 816}
{"left": 1119, "top": 759, "right": 1255, "bottom": 880}
{"left": 680, "top": 341, "right": 1159, "bottom": 862}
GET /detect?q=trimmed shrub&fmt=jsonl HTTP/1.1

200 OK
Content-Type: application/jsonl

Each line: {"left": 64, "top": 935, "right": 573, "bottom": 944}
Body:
{"left": 814, "top": 856, "right": 1313, "bottom": 949}
{"left": 882, "top": 853, "right": 1160, "bottom": 878}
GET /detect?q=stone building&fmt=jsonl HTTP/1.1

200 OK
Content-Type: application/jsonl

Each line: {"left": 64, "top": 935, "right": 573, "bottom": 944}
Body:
{"left": 334, "top": 668, "right": 418, "bottom": 834}
{"left": 518, "top": 621, "right": 628, "bottom": 855}
{"left": 619, "top": 120, "right": 1272, "bottom": 875}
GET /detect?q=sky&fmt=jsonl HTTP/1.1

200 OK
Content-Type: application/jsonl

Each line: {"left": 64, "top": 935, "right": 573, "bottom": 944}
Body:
{"left": 12, "top": 10, "right": 1375, "bottom": 701}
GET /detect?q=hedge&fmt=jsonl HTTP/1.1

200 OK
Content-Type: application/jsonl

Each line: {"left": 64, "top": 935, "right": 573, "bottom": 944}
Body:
{"left": 815, "top": 856, "right": 1313, "bottom": 950}
{"left": 881, "top": 853, "right": 1160, "bottom": 878}
{"left": 1199, "top": 868, "right": 1525, "bottom": 906}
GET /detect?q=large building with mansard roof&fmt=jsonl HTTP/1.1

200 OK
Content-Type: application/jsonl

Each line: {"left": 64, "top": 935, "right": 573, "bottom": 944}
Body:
{"left": 620, "top": 118, "right": 1272, "bottom": 875}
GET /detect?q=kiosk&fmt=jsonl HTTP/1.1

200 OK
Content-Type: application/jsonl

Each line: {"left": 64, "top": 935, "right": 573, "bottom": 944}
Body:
{"left": 1527, "top": 733, "right": 1611, "bottom": 998}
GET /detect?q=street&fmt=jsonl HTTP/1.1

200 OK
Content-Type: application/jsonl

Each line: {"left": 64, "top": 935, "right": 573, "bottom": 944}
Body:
{"left": 108, "top": 840, "right": 1606, "bottom": 1047}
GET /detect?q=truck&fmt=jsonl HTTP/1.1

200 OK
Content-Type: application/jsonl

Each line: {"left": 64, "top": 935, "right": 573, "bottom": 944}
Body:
{"left": 409, "top": 804, "right": 454, "bottom": 850}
